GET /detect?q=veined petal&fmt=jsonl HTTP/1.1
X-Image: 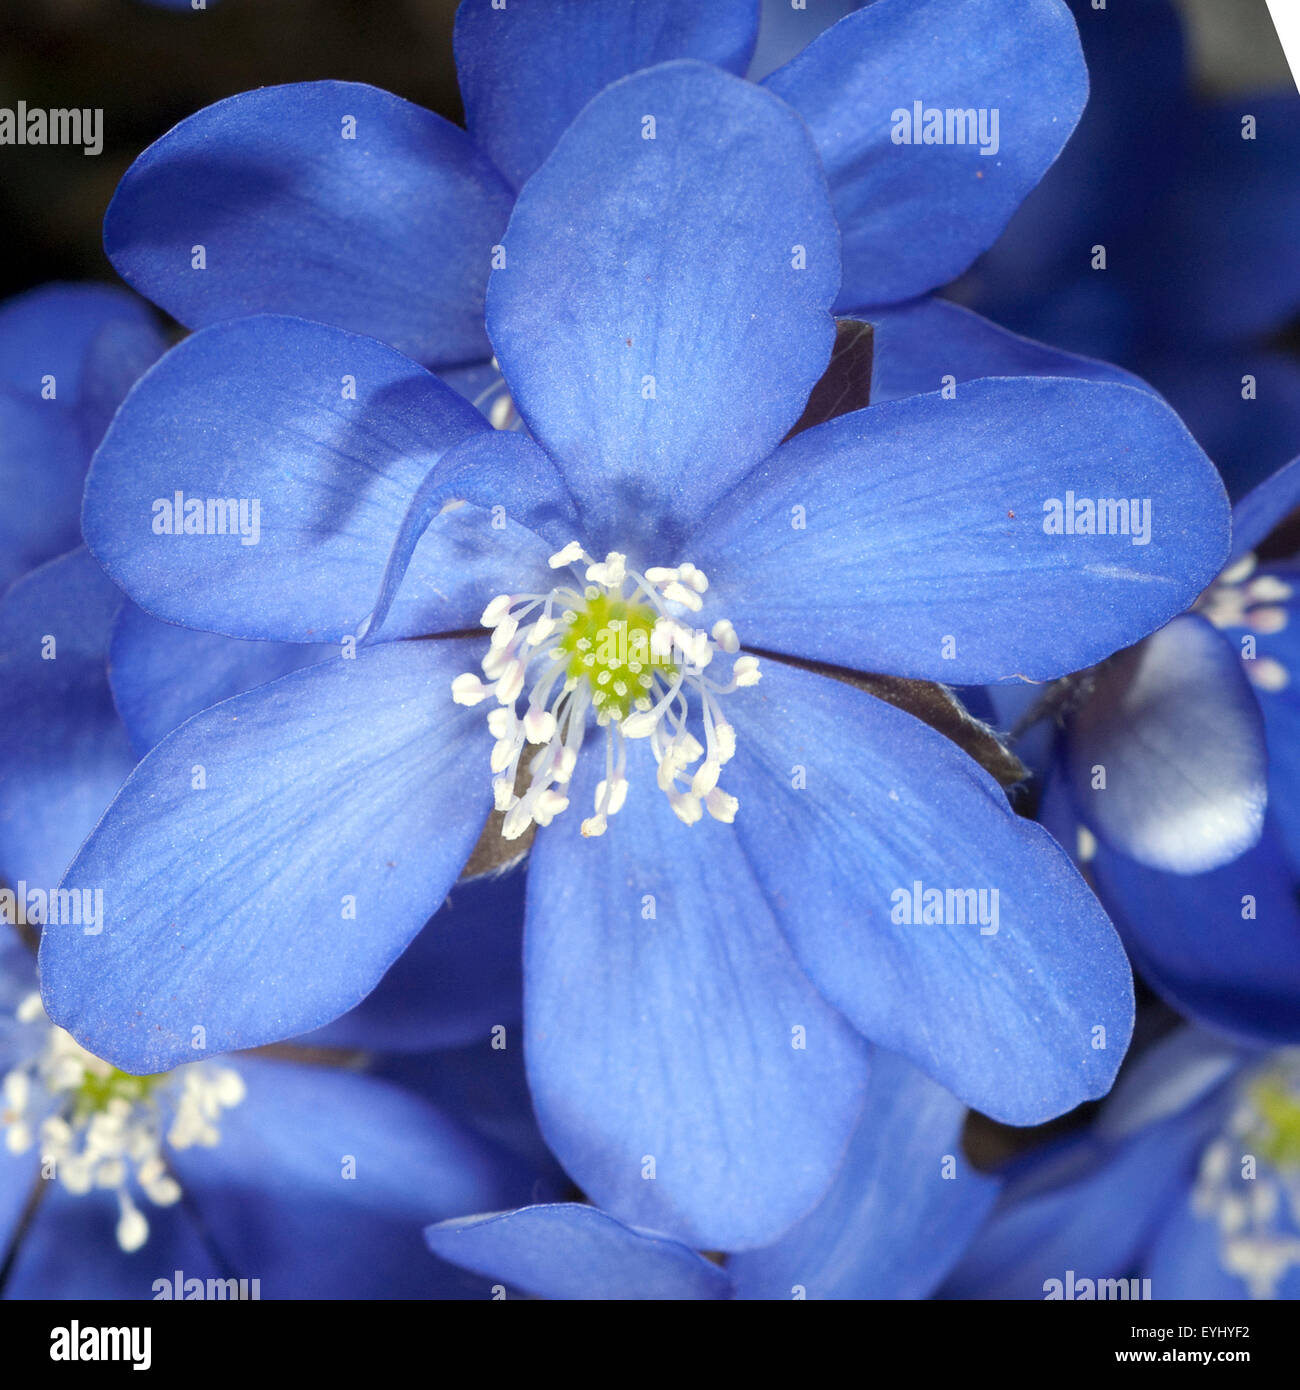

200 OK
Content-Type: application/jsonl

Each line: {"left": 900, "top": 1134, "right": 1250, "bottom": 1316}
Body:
{"left": 40, "top": 639, "right": 490, "bottom": 1073}
{"left": 109, "top": 602, "right": 329, "bottom": 756}
{"left": 487, "top": 61, "right": 838, "bottom": 552}
{"left": 455, "top": 0, "right": 759, "bottom": 190}
{"left": 765, "top": 0, "right": 1087, "bottom": 306}
{"left": 83, "top": 316, "right": 550, "bottom": 643}
{"left": 692, "top": 378, "right": 1228, "bottom": 684}
{"left": 724, "top": 660, "right": 1133, "bottom": 1125}
{"left": 525, "top": 737, "right": 870, "bottom": 1251}
{"left": 104, "top": 82, "right": 514, "bottom": 367}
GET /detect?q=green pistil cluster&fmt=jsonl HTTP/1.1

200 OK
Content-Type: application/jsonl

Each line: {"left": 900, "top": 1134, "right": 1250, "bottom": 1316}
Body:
{"left": 1245, "top": 1073, "right": 1300, "bottom": 1170}
{"left": 557, "top": 590, "right": 673, "bottom": 720}
{"left": 73, "top": 1067, "right": 161, "bottom": 1121}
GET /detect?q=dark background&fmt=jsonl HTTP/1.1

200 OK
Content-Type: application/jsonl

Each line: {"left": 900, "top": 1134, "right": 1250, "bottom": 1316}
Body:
{"left": 0, "top": 0, "right": 465, "bottom": 298}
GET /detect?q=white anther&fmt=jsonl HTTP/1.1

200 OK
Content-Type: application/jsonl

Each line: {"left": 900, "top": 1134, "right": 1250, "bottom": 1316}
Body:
{"left": 481, "top": 594, "right": 514, "bottom": 628}
{"left": 452, "top": 673, "right": 491, "bottom": 706}
{"left": 595, "top": 776, "right": 629, "bottom": 817}
{"left": 662, "top": 582, "right": 704, "bottom": 612}
{"left": 733, "top": 655, "right": 762, "bottom": 686}
{"left": 549, "top": 542, "right": 585, "bottom": 568}
{"left": 1249, "top": 606, "right": 1289, "bottom": 634}
{"left": 586, "top": 552, "right": 627, "bottom": 587}
{"left": 644, "top": 566, "right": 678, "bottom": 584}
{"left": 705, "top": 788, "right": 739, "bottom": 823}
{"left": 581, "top": 814, "right": 608, "bottom": 838}
{"left": 669, "top": 791, "right": 703, "bottom": 825}
{"left": 1248, "top": 657, "right": 1289, "bottom": 692}
{"left": 523, "top": 707, "right": 558, "bottom": 744}
{"left": 495, "top": 659, "right": 526, "bottom": 705}
{"left": 714, "top": 723, "right": 736, "bottom": 764}
{"left": 712, "top": 620, "right": 739, "bottom": 653}
{"left": 489, "top": 614, "right": 519, "bottom": 650}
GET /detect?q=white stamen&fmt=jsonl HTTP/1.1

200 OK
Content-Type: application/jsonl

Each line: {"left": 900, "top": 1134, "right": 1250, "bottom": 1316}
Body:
{"left": 1, "top": 993, "right": 244, "bottom": 1254}
{"left": 451, "top": 543, "right": 758, "bottom": 839}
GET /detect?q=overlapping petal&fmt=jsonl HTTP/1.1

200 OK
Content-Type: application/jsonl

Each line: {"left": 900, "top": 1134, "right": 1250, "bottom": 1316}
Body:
{"left": 765, "top": 0, "right": 1087, "bottom": 307}
{"left": 722, "top": 660, "right": 1133, "bottom": 1123}
{"left": 40, "top": 639, "right": 491, "bottom": 1072}
{"left": 104, "top": 83, "right": 513, "bottom": 366}
{"left": 525, "top": 737, "right": 870, "bottom": 1251}
{"left": 487, "top": 61, "right": 838, "bottom": 552}
{"left": 455, "top": 0, "right": 759, "bottom": 190}
{"left": 692, "top": 378, "right": 1227, "bottom": 684}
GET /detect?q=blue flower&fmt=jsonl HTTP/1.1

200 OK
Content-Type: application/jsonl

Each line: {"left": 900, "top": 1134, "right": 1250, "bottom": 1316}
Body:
{"left": 1031, "top": 455, "right": 1300, "bottom": 1045}
{"left": 0, "top": 935, "right": 545, "bottom": 1300}
{"left": 943, "top": 1028, "right": 1300, "bottom": 1301}
{"left": 102, "top": 0, "right": 1089, "bottom": 372}
{"left": 958, "top": 0, "right": 1300, "bottom": 499}
{"left": 45, "top": 63, "right": 1228, "bottom": 1250}
{"left": 424, "top": 1051, "right": 996, "bottom": 1300}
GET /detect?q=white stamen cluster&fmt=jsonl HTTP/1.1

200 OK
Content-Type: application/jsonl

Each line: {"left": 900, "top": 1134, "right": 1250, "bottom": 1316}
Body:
{"left": 1, "top": 993, "right": 245, "bottom": 1253}
{"left": 452, "top": 542, "right": 760, "bottom": 840}
{"left": 1192, "top": 1051, "right": 1300, "bottom": 1299}
{"left": 1199, "top": 554, "right": 1293, "bottom": 692}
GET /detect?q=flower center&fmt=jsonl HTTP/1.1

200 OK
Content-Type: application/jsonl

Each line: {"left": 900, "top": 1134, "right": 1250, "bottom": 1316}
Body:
{"left": 452, "top": 542, "right": 760, "bottom": 839}
{"left": 1, "top": 992, "right": 245, "bottom": 1253}
{"left": 1193, "top": 1051, "right": 1300, "bottom": 1298}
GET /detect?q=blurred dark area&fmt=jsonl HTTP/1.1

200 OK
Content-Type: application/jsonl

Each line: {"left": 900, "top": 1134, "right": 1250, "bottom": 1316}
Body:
{"left": 0, "top": 0, "right": 464, "bottom": 297}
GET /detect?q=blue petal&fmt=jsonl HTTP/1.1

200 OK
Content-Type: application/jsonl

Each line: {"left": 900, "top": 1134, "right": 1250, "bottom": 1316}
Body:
{"left": 455, "top": 0, "right": 759, "bottom": 190}
{"left": 1088, "top": 813, "right": 1300, "bottom": 1047}
{"left": 487, "top": 61, "right": 838, "bottom": 553}
{"left": 1064, "top": 616, "right": 1266, "bottom": 873}
{"left": 110, "top": 602, "right": 329, "bottom": 756}
{"left": 83, "top": 316, "right": 553, "bottom": 643}
{"left": 171, "top": 1058, "right": 537, "bottom": 1299}
{"left": 308, "top": 869, "right": 526, "bottom": 1054}
{"left": 765, "top": 0, "right": 1087, "bottom": 307}
{"left": 691, "top": 378, "right": 1228, "bottom": 684}
{"left": 3, "top": 1185, "right": 220, "bottom": 1301}
{"left": 730, "top": 1050, "right": 997, "bottom": 1299}
{"left": 0, "top": 392, "right": 88, "bottom": 589}
{"left": 426, "top": 1204, "right": 733, "bottom": 1301}
{"left": 723, "top": 659, "right": 1133, "bottom": 1124}
{"left": 104, "top": 83, "right": 514, "bottom": 367}
{"left": 0, "top": 282, "right": 165, "bottom": 449}
{"left": 1230, "top": 453, "right": 1300, "bottom": 563}
{"left": 942, "top": 1107, "right": 1211, "bottom": 1299}
{"left": 0, "top": 550, "right": 136, "bottom": 891}
{"left": 525, "top": 737, "right": 870, "bottom": 1251}
{"left": 869, "top": 296, "right": 1147, "bottom": 406}
{"left": 40, "top": 638, "right": 491, "bottom": 1072}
